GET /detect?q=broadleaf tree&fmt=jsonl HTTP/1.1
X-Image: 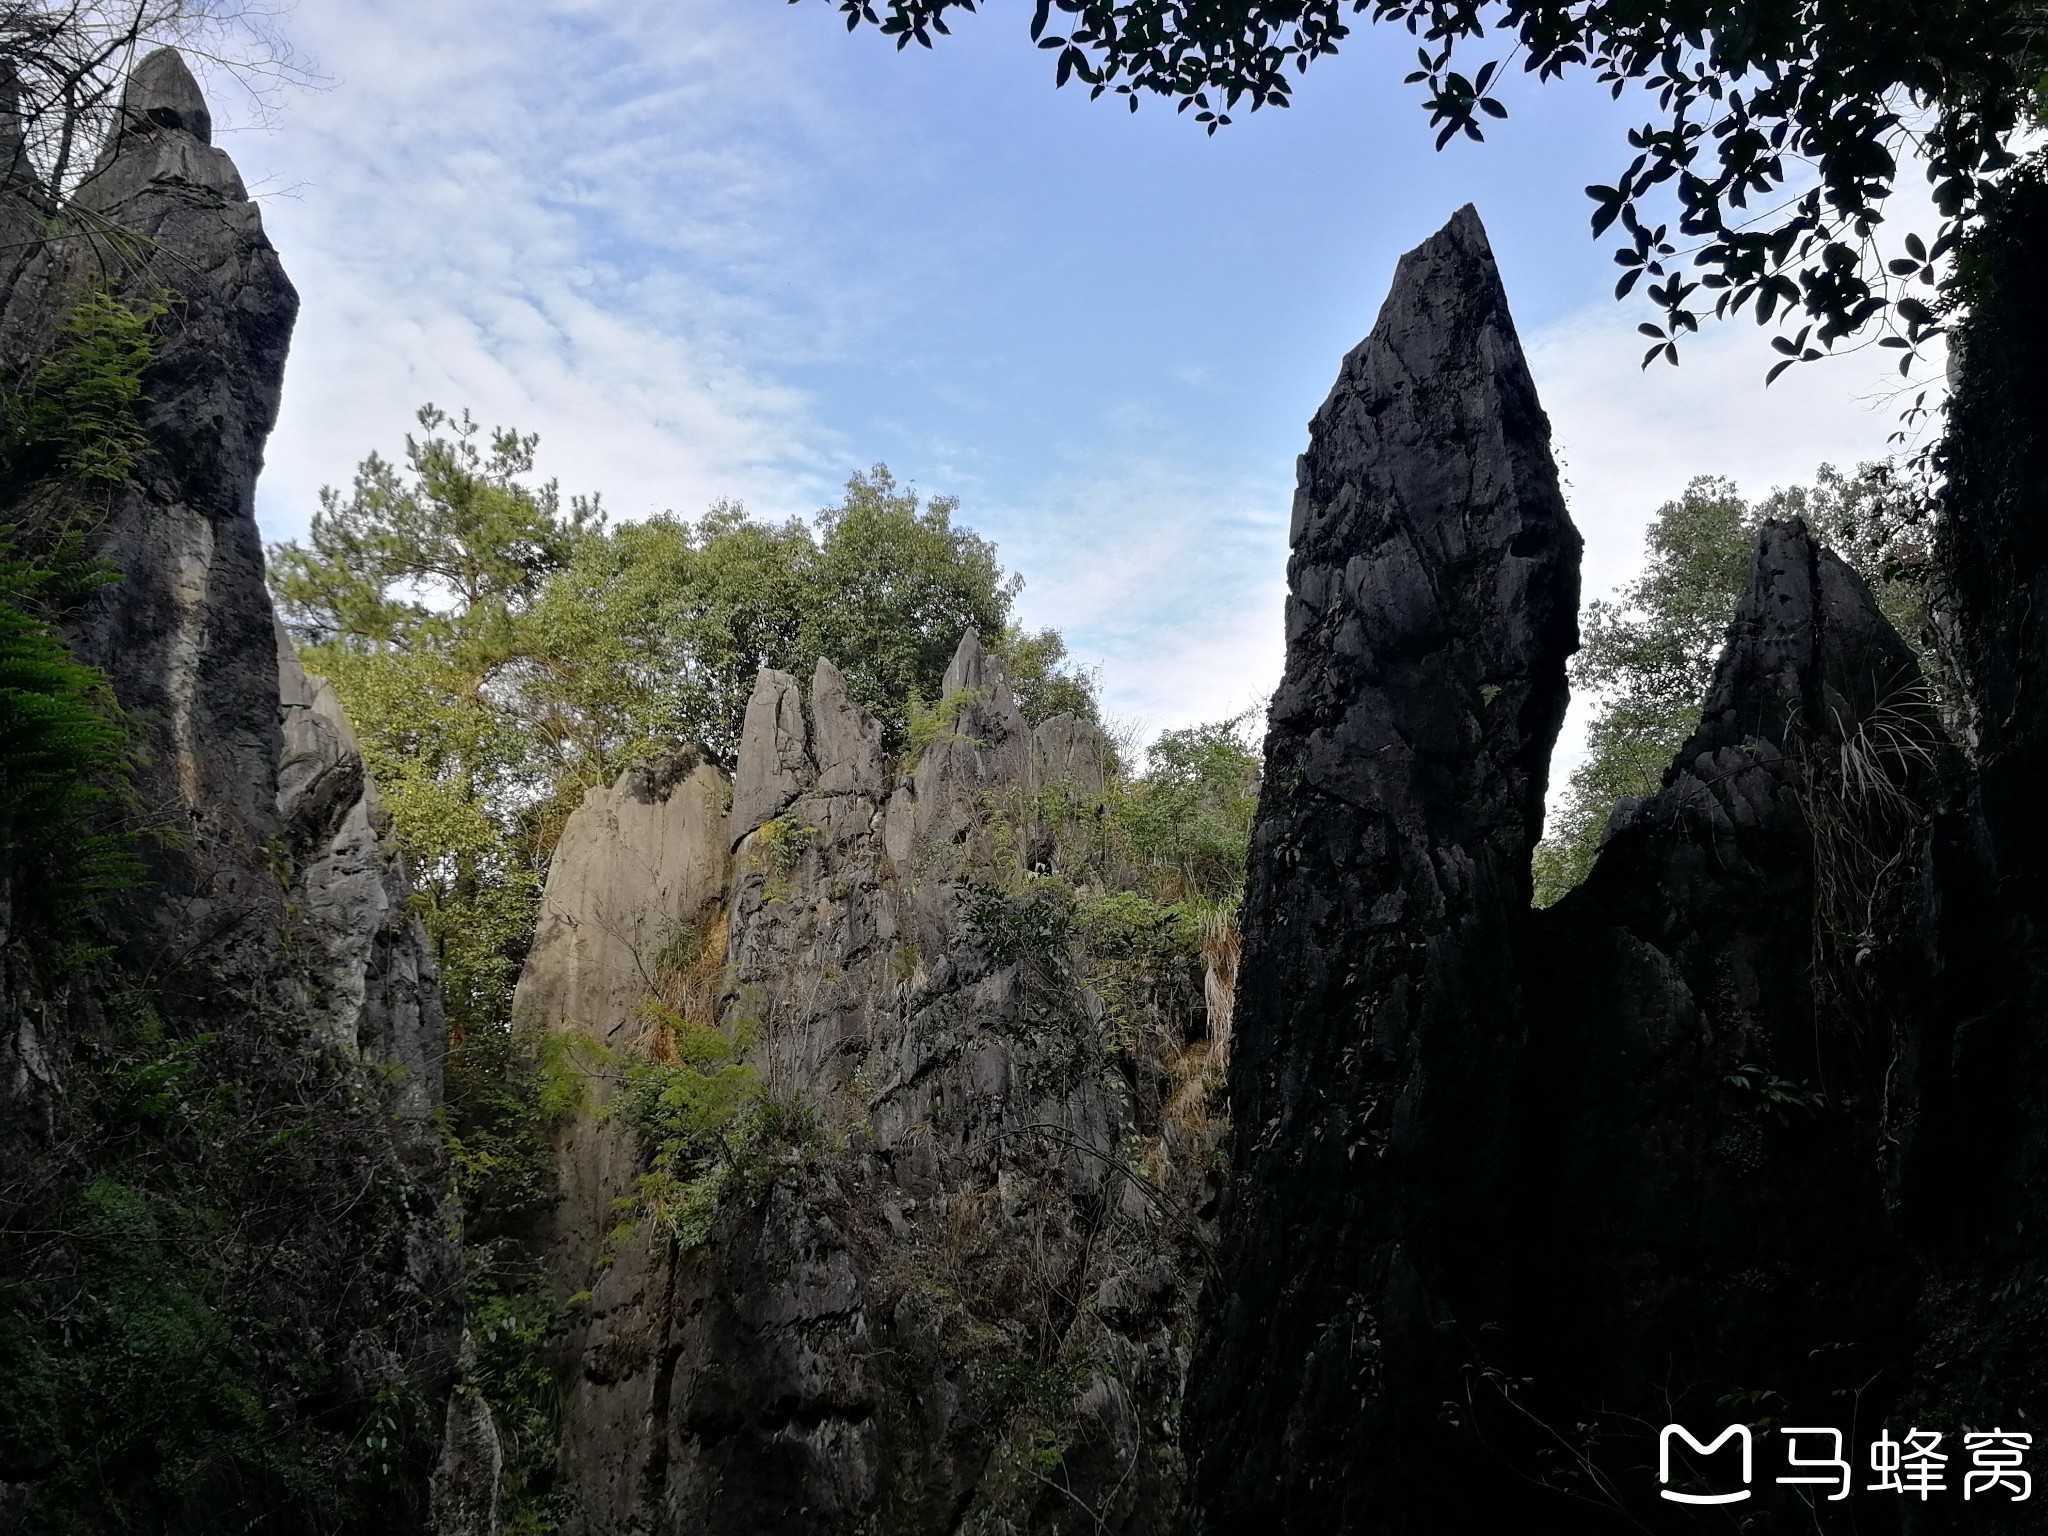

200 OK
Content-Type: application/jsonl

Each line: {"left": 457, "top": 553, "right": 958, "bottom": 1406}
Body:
{"left": 269, "top": 413, "right": 1102, "bottom": 1036}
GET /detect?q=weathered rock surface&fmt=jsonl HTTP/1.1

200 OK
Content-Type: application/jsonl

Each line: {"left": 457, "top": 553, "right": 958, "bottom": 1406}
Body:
{"left": 432, "top": 1350, "right": 508, "bottom": 1536}
{"left": 0, "top": 51, "right": 463, "bottom": 1533}
{"left": 25, "top": 50, "right": 299, "bottom": 971}
{"left": 516, "top": 749, "right": 733, "bottom": 1534}
{"left": 1189, "top": 199, "right": 2048, "bottom": 1534}
{"left": 1504, "top": 524, "right": 1949, "bottom": 1530}
{"left": 528, "top": 641, "right": 1222, "bottom": 1534}
{"left": 1184, "top": 203, "right": 1581, "bottom": 1530}
{"left": 278, "top": 625, "right": 447, "bottom": 1122}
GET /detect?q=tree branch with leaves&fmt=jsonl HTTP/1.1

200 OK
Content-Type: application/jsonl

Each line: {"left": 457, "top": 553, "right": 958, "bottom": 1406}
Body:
{"left": 814, "top": 0, "right": 2047, "bottom": 379}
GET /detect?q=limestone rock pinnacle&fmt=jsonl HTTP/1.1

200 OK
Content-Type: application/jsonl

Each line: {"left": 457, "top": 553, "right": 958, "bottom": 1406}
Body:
{"left": 1185, "top": 204, "right": 1581, "bottom": 1530}
{"left": 121, "top": 47, "right": 213, "bottom": 143}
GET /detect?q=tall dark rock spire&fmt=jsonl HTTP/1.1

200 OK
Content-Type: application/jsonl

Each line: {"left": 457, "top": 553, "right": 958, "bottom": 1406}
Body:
{"left": 1189, "top": 193, "right": 2048, "bottom": 1534}
{"left": 1185, "top": 204, "right": 1581, "bottom": 1531}
{"left": 0, "top": 46, "right": 302, "bottom": 981}
{"left": 0, "top": 51, "right": 465, "bottom": 1533}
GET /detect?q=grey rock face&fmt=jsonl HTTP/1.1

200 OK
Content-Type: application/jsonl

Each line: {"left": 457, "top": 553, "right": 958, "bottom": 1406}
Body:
{"left": 533, "top": 643, "right": 1220, "bottom": 1534}
{"left": 518, "top": 746, "right": 732, "bottom": 1045}
{"left": 0, "top": 51, "right": 461, "bottom": 1532}
{"left": 1185, "top": 204, "right": 1581, "bottom": 1531}
{"left": 431, "top": 1367, "right": 506, "bottom": 1536}
{"left": 0, "top": 47, "right": 301, "bottom": 983}
{"left": 278, "top": 627, "right": 446, "bottom": 1121}
{"left": 811, "top": 657, "right": 889, "bottom": 799}
{"left": 516, "top": 748, "right": 733, "bottom": 1534}
{"left": 729, "top": 668, "right": 812, "bottom": 844}
{"left": 114, "top": 46, "right": 214, "bottom": 144}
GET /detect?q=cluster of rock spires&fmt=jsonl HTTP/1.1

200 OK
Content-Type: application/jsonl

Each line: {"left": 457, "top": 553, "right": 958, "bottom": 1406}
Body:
{"left": 522, "top": 637, "right": 1218, "bottom": 1533}
{"left": 1187, "top": 203, "right": 2048, "bottom": 1534}
{"left": 10, "top": 43, "right": 2048, "bottom": 1536}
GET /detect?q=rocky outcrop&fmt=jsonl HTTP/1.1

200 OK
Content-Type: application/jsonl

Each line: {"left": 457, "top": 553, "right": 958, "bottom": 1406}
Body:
{"left": 0, "top": 51, "right": 462, "bottom": 1533}
{"left": 1188, "top": 199, "right": 2048, "bottom": 1534}
{"left": 1184, "top": 204, "right": 1581, "bottom": 1530}
{"left": 278, "top": 626, "right": 447, "bottom": 1121}
{"left": 517, "top": 748, "right": 733, "bottom": 1533}
{"left": 1501, "top": 524, "right": 1950, "bottom": 1529}
{"left": 15, "top": 50, "right": 300, "bottom": 974}
{"left": 433, "top": 1358, "right": 508, "bottom": 1536}
{"left": 527, "top": 639, "right": 1222, "bottom": 1535}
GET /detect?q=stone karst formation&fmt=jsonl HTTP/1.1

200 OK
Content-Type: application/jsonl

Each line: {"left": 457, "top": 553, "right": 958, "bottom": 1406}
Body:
{"left": 1185, "top": 203, "right": 2048, "bottom": 1534}
{"left": 8, "top": 42, "right": 2048, "bottom": 1536}
{"left": 0, "top": 48, "right": 474, "bottom": 1536}
{"left": 521, "top": 639, "right": 1220, "bottom": 1534}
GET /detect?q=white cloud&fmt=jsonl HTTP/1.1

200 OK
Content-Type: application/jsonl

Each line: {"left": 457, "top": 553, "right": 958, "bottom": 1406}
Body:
{"left": 231, "top": 0, "right": 893, "bottom": 543}
{"left": 988, "top": 456, "right": 1289, "bottom": 739}
{"left": 1530, "top": 306, "right": 1937, "bottom": 607}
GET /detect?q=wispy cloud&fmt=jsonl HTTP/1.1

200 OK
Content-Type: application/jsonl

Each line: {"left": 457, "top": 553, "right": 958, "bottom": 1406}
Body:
{"left": 984, "top": 453, "right": 1289, "bottom": 736}
{"left": 232, "top": 0, "right": 903, "bottom": 539}
{"left": 217, "top": 0, "right": 1945, "bottom": 775}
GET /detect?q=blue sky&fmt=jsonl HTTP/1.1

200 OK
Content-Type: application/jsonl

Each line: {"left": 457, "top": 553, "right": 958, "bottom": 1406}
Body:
{"left": 218, "top": 0, "right": 1930, "bottom": 763}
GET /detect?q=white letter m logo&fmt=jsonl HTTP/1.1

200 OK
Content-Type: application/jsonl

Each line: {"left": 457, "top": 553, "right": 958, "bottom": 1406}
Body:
{"left": 1660, "top": 1424, "right": 1753, "bottom": 1505}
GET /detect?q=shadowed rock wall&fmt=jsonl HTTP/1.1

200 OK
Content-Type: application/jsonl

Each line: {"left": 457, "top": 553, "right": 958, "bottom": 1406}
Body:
{"left": 0, "top": 51, "right": 464, "bottom": 1533}
{"left": 4, "top": 47, "right": 301, "bottom": 971}
{"left": 1187, "top": 201, "right": 2048, "bottom": 1535}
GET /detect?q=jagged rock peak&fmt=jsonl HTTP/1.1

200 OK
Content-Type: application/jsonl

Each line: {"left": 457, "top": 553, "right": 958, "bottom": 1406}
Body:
{"left": 1690, "top": 516, "right": 1925, "bottom": 761}
{"left": 1277, "top": 200, "right": 1579, "bottom": 850}
{"left": 936, "top": 626, "right": 1030, "bottom": 754}
{"left": 1186, "top": 203, "right": 1580, "bottom": 1531}
{"left": 810, "top": 657, "right": 886, "bottom": 798}
{"left": 81, "top": 45, "right": 245, "bottom": 204}
{"left": 942, "top": 625, "right": 987, "bottom": 694}
{"left": 729, "top": 667, "right": 811, "bottom": 845}
{"left": 1585, "top": 515, "right": 1941, "bottom": 928}
{"left": 119, "top": 47, "right": 213, "bottom": 143}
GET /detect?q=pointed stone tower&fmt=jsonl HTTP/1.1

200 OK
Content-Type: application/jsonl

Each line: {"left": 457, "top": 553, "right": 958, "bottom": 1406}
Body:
{"left": 0, "top": 51, "right": 464, "bottom": 1533}
{"left": 1185, "top": 204, "right": 1582, "bottom": 1528}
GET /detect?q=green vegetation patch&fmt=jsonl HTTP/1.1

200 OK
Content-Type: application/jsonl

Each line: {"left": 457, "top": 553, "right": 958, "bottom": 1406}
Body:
{"left": 613, "top": 1006, "right": 790, "bottom": 1249}
{"left": 0, "top": 997, "right": 448, "bottom": 1534}
{"left": 0, "top": 286, "right": 167, "bottom": 935}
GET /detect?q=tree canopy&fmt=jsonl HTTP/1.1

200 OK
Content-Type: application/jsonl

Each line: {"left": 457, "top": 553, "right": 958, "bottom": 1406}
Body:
{"left": 820, "top": 0, "right": 2048, "bottom": 379}
{"left": 268, "top": 406, "right": 1101, "bottom": 1036}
